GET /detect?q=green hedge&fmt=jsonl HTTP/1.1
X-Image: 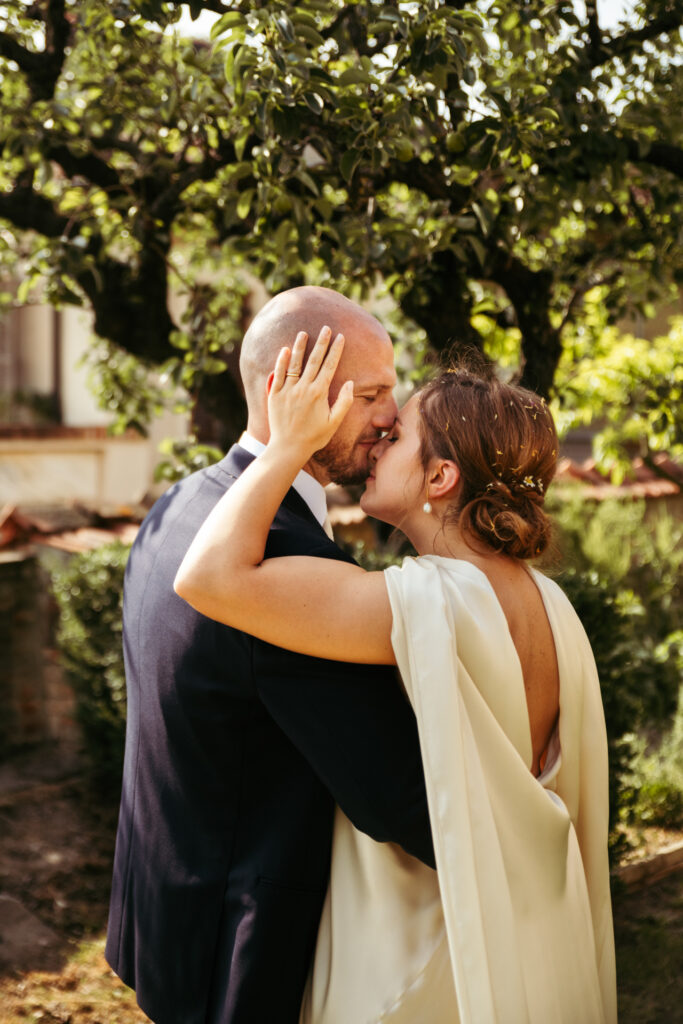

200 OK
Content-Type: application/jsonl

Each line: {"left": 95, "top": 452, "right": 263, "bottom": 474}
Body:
{"left": 50, "top": 542, "right": 129, "bottom": 791}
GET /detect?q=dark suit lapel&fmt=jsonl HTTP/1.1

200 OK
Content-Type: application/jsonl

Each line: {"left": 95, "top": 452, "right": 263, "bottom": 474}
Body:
{"left": 215, "top": 444, "right": 324, "bottom": 532}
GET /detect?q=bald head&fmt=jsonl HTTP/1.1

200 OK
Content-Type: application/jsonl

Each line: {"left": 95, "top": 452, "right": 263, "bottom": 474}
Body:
{"left": 239, "top": 286, "right": 393, "bottom": 434}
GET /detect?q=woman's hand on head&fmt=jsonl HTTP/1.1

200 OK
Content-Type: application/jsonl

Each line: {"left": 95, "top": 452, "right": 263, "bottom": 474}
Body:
{"left": 267, "top": 326, "right": 354, "bottom": 460}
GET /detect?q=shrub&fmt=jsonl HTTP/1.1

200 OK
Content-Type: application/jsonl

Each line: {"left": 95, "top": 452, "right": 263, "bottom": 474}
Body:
{"left": 50, "top": 542, "right": 130, "bottom": 792}
{"left": 548, "top": 497, "right": 683, "bottom": 851}
{"left": 620, "top": 678, "right": 683, "bottom": 829}
{"left": 549, "top": 495, "right": 682, "bottom": 722}
{"left": 555, "top": 571, "right": 646, "bottom": 858}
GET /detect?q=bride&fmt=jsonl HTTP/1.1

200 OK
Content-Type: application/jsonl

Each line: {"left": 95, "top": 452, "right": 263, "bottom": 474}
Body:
{"left": 175, "top": 327, "right": 617, "bottom": 1024}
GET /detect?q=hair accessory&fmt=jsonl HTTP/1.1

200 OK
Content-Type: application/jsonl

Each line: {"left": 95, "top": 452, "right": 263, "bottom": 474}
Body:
{"left": 486, "top": 474, "right": 545, "bottom": 497}
{"left": 521, "top": 475, "right": 545, "bottom": 494}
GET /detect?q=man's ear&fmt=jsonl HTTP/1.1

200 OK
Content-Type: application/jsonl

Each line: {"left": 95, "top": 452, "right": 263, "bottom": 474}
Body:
{"left": 427, "top": 460, "right": 460, "bottom": 502}
{"left": 266, "top": 371, "right": 275, "bottom": 395}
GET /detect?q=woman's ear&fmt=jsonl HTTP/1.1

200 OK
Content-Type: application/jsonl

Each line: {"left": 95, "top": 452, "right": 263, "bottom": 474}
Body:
{"left": 427, "top": 460, "right": 460, "bottom": 503}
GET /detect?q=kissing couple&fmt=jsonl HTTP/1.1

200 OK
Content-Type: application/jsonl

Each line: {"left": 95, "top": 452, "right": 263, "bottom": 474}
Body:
{"left": 106, "top": 286, "right": 617, "bottom": 1024}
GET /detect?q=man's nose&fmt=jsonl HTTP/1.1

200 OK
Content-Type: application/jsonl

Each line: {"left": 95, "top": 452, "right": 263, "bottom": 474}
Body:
{"left": 372, "top": 392, "right": 399, "bottom": 430}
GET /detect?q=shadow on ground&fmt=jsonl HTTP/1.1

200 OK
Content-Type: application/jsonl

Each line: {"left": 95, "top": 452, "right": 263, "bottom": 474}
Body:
{"left": 614, "top": 872, "right": 683, "bottom": 1024}
{"left": 0, "top": 743, "right": 116, "bottom": 978}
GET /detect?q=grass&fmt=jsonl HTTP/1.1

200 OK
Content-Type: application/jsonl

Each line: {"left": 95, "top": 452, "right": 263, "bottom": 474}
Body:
{"left": 0, "top": 936, "right": 148, "bottom": 1024}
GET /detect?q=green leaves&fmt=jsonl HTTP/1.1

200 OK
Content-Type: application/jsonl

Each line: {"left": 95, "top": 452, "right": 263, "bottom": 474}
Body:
{"left": 51, "top": 541, "right": 130, "bottom": 790}
{"left": 210, "top": 10, "right": 247, "bottom": 42}
{"left": 340, "top": 148, "right": 361, "bottom": 183}
{"left": 0, "top": 0, "right": 681, "bottom": 447}
{"left": 553, "top": 295, "right": 683, "bottom": 478}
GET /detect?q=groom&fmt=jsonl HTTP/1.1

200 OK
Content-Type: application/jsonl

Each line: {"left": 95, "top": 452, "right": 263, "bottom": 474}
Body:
{"left": 105, "top": 286, "right": 434, "bottom": 1024}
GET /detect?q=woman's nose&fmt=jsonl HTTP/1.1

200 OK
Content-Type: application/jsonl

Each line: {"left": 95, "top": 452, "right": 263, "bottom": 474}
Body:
{"left": 369, "top": 437, "right": 387, "bottom": 465}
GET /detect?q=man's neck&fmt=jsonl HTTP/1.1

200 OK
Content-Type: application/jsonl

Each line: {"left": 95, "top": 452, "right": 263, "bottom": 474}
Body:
{"left": 243, "top": 422, "right": 330, "bottom": 486}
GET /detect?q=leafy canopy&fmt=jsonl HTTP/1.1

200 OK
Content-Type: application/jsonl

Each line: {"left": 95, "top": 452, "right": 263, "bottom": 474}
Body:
{"left": 0, "top": 0, "right": 681, "bottom": 448}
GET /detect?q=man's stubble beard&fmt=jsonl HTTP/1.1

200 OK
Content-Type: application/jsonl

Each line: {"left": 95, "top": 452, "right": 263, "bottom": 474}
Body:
{"left": 312, "top": 437, "right": 370, "bottom": 487}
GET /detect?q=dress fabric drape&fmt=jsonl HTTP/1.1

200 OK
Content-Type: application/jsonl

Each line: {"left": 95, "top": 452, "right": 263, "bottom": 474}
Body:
{"left": 299, "top": 556, "right": 617, "bottom": 1024}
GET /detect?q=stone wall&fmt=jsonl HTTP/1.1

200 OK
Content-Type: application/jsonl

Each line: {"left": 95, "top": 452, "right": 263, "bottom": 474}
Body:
{"left": 0, "top": 549, "right": 77, "bottom": 757}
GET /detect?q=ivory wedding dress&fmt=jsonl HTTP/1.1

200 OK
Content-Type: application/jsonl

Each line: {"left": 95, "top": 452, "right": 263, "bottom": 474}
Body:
{"left": 299, "top": 556, "right": 617, "bottom": 1024}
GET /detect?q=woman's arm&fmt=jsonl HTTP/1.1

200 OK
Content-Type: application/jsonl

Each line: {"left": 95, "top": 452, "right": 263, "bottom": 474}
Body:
{"left": 174, "top": 327, "right": 396, "bottom": 664}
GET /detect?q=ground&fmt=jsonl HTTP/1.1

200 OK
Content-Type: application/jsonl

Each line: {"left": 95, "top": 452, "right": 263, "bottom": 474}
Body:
{"left": 0, "top": 746, "right": 681, "bottom": 1024}
{"left": 0, "top": 767, "right": 145, "bottom": 1023}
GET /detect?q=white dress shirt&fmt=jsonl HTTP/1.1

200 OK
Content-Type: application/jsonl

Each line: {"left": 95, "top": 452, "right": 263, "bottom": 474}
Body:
{"left": 238, "top": 432, "right": 330, "bottom": 531}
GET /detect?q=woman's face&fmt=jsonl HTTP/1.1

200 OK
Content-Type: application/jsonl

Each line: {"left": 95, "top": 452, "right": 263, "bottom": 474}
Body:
{"left": 360, "top": 394, "right": 426, "bottom": 527}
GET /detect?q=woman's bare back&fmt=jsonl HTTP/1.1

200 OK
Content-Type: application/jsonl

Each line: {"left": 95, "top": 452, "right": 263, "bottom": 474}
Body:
{"left": 470, "top": 555, "right": 560, "bottom": 776}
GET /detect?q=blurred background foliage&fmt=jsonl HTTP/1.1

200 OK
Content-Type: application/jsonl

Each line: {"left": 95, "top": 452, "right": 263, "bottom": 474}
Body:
{"left": 50, "top": 543, "right": 130, "bottom": 792}
{"left": 546, "top": 496, "right": 683, "bottom": 855}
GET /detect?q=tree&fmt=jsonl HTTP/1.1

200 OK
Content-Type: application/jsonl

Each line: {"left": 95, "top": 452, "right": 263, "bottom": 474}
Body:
{"left": 0, "top": 0, "right": 682, "bottom": 444}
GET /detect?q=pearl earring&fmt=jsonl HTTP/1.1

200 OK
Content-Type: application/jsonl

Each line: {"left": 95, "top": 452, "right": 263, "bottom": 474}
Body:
{"left": 422, "top": 501, "right": 432, "bottom": 514}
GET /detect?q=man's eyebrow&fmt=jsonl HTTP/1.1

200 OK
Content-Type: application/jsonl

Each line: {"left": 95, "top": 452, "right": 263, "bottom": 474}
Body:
{"left": 353, "top": 384, "right": 393, "bottom": 395}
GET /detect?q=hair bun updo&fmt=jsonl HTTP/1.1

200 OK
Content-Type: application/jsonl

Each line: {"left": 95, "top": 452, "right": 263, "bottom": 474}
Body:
{"left": 417, "top": 364, "right": 558, "bottom": 559}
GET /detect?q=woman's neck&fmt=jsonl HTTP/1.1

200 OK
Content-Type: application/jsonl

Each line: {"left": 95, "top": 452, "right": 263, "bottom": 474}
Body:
{"left": 407, "top": 518, "right": 512, "bottom": 572}
{"left": 407, "top": 518, "right": 473, "bottom": 560}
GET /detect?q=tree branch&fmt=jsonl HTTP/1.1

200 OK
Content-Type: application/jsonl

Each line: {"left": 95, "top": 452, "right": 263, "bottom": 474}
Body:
{"left": 585, "top": 0, "right": 602, "bottom": 54}
{"left": 487, "top": 249, "right": 561, "bottom": 397}
{"left": 0, "top": 0, "right": 71, "bottom": 99}
{"left": 586, "top": 7, "right": 683, "bottom": 68}
{"left": 622, "top": 136, "right": 683, "bottom": 179}
{"left": 557, "top": 269, "right": 623, "bottom": 334}
{"left": 45, "top": 145, "right": 128, "bottom": 194}
{"left": 0, "top": 186, "right": 70, "bottom": 238}
{"left": 538, "top": 131, "right": 683, "bottom": 181}
{"left": 0, "top": 31, "right": 44, "bottom": 75}
{"left": 75, "top": 249, "right": 176, "bottom": 365}
{"left": 373, "top": 155, "right": 471, "bottom": 212}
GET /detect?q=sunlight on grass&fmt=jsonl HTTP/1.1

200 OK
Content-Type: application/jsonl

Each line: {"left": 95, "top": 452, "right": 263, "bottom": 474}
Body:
{"left": 0, "top": 935, "right": 149, "bottom": 1024}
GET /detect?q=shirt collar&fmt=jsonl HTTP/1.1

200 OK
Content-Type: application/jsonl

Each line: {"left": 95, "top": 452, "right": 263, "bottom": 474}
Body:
{"left": 238, "top": 432, "right": 328, "bottom": 528}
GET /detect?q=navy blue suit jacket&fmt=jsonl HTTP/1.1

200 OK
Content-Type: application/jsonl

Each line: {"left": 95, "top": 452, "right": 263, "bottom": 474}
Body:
{"left": 105, "top": 445, "right": 434, "bottom": 1024}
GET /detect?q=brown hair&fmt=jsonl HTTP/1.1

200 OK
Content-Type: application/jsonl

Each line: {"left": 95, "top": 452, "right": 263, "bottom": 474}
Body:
{"left": 417, "top": 364, "right": 558, "bottom": 559}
